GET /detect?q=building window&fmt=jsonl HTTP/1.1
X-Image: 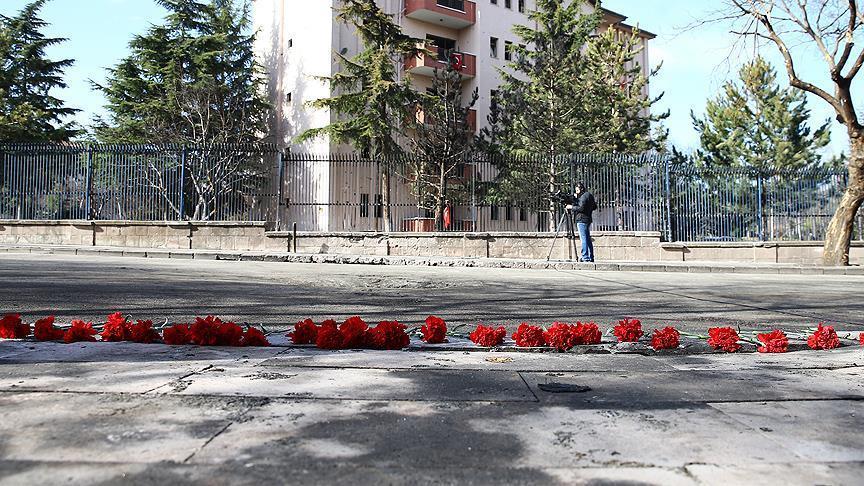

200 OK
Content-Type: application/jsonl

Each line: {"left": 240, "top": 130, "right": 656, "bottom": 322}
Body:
{"left": 437, "top": 0, "right": 465, "bottom": 10}
{"left": 287, "top": 38, "right": 293, "bottom": 48}
{"left": 490, "top": 37, "right": 498, "bottom": 58}
{"left": 491, "top": 205, "right": 499, "bottom": 221}
{"left": 427, "top": 34, "right": 456, "bottom": 61}
{"left": 360, "top": 193, "right": 370, "bottom": 218}
{"left": 504, "top": 41, "right": 513, "bottom": 61}
{"left": 286, "top": 92, "right": 292, "bottom": 103}
{"left": 490, "top": 89, "right": 498, "bottom": 111}
{"left": 505, "top": 0, "right": 512, "bottom": 8}
{"left": 491, "top": 0, "right": 497, "bottom": 4}
{"left": 519, "top": 203, "right": 527, "bottom": 221}
{"left": 538, "top": 212, "right": 548, "bottom": 231}
{"left": 505, "top": 204, "right": 513, "bottom": 221}
{"left": 518, "top": 0, "right": 525, "bottom": 13}
{"left": 518, "top": 44, "right": 526, "bottom": 62}
{"left": 375, "top": 194, "right": 383, "bottom": 218}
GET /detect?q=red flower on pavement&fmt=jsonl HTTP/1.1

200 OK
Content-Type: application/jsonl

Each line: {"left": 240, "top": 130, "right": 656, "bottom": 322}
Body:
{"left": 316, "top": 324, "right": 344, "bottom": 350}
{"left": 241, "top": 327, "right": 271, "bottom": 347}
{"left": 340, "top": 316, "right": 368, "bottom": 349}
{"left": 544, "top": 323, "right": 575, "bottom": 351}
{"left": 860, "top": 332, "right": 864, "bottom": 346}
{"left": 572, "top": 322, "right": 602, "bottom": 345}
{"left": 34, "top": 316, "right": 64, "bottom": 341}
{"left": 0, "top": 314, "right": 31, "bottom": 339}
{"left": 216, "top": 321, "right": 244, "bottom": 347}
{"left": 190, "top": 316, "right": 222, "bottom": 346}
{"left": 513, "top": 323, "right": 545, "bottom": 348}
{"left": 470, "top": 324, "right": 506, "bottom": 347}
{"left": 64, "top": 320, "right": 97, "bottom": 343}
{"left": 613, "top": 319, "right": 643, "bottom": 343}
{"left": 288, "top": 319, "right": 318, "bottom": 344}
{"left": 807, "top": 323, "right": 840, "bottom": 350}
{"left": 707, "top": 327, "right": 741, "bottom": 353}
{"left": 100, "top": 312, "right": 131, "bottom": 342}
{"left": 421, "top": 315, "right": 448, "bottom": 344}
{"left": 757, "top": 330, "right": 789, "bottom": 353}
{"left": 162, "top": 324, "right": 192, "bottom": 345}
{"left": 651, "top": 327, "right": 680, "bottom": 350}
{"left": 366, "top": 321, "right": 410, "bottom": 350}
{"left": 129, "top": 320, "right": 160, "bottom": 344}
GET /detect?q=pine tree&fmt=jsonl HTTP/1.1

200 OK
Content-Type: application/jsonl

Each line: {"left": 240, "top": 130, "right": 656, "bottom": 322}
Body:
{"left": 93, "top": 0, "right": 270, "bottom": 219}
{"left": 297, "top": 0, "right": 425, "bottom": 232}
{"left": 0, "top": 0, "right": 79, "bottom": 142}
{"left": 692, "top": 57, "right": 832, "bottom": 171}
{"left": 94, "top": 0, "right": 268, "bottom": 145}
{"left": 409, "top": 62, "right": 478, "bottom": 230}
{"left": 480, "top": 0, "right": 666, "bottom": 227}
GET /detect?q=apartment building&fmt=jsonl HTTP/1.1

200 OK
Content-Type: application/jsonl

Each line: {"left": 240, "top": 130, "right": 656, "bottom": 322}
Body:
{"left": 253, "top": 0, "right": 655, "bottom": 231}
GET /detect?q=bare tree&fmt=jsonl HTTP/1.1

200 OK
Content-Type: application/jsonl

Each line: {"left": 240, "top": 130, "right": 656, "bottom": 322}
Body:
{"left": 720, "top": 0, "right": 864, "bottom": 265}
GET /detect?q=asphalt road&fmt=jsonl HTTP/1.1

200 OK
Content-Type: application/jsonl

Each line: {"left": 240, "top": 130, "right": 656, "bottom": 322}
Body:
{"left": 1, "top": 253, "right": 862, "bottom": 332}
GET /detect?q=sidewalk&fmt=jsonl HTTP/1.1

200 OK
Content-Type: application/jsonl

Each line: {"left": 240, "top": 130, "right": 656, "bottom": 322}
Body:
{"left": 2, "top": 243, "right": 863, "bottom": 275}
{"left": 0, "top": 340, "right": 862, "bottom": 485}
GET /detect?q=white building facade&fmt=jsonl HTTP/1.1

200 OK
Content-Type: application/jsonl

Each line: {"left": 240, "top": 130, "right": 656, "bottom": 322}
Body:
{"left": 253, "top": 0, "right": 655, "bottom": 231}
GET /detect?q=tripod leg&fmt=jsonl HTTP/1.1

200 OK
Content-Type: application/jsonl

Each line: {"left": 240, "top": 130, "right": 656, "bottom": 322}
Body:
{"left": 545, "top": 211, "right": 568, "bottom": 261}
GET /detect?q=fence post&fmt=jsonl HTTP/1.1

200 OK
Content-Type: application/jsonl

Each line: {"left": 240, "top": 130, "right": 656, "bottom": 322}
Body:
{"left": 277, "top": 150, "right": 285, "bottom": 231}
{"left": 756, "top": 172, "right": 765, "bottom": 241}
{"left": 663, "top": 157, "right": 674, "bottom": 242}
{"left": 178, "top": 146, "right": 187, "bottom": 221}
{"left": 84, "top": 145, "right": 94, "bottom": 220}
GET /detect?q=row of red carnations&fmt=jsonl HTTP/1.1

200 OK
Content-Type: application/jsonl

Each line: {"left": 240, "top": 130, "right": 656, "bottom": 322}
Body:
{"left": 289, "top": 316, "right": 861, "bottom": 353}
{"left": 0, "top": 313, "right": 270, "bottom": 347}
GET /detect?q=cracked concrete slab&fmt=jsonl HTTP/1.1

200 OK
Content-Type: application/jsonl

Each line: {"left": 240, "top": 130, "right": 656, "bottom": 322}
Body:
{"left": 0, "top": 361, "right": 208, "bottom": 394}
{"left": 171, "top": 366, "right": 537, "bottom": 401}
{"left": 521, "top": 368, "right": 864, "bottom": 406}
{"left": 685, "top": 462, "right": 864, "bottom": 486}
{"left": 663, "top": 346, "right": 864, "bottom": 371}
{"left": 0, "top": 392, "right": 255, "bottom": 464}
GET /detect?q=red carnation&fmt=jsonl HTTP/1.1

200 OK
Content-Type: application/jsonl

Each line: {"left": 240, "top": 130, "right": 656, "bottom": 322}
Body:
{"left": 572, "top": 322, "right": 602, "bottom": 345}
{"left": 288, "top": 319, "right": 318, "bottom": 344}
{"left": 469, "top": 324, "right": 507, "bottom": 347}
{"left": 190, "top": 316, "right": 222, "bottom": 346}
{"left": 163, "top": 324, "right": 192, "bottom": 345}
{"left": 807, "top": 323, "right": 840, "bottom": 350}
{"left": 64, "top": 320, "right": 97, "bottom": 343}
{"left": 34, "top": 316, "right": 64, "bottom": 341}
{"left": 860, "top": 332, "right": 864, "bottom": 346}
{"left": 707, "top": 327, "right": 741, "bottom": 353}
{"left": 0, "top": 314, "right": 31, "bottom": 339}
{"left": 757, "top": 329, "right": 789, "bottom": 353}
{"left": 100, "top": 312, "right": 131, "bottom": 342}
{"left": 421, "top": 315, "right": 448, "bottom": 344}
{"left": 366, "top": 321, "right": 410, "bottom": 350}
{"left": 129, "top": 320, "right": 160, "bottom": 344}
{"left": 241, "top": 327, "right": 271, "bottom": 347}
{"left": 216, "top": 321, "right": 244, "bottom": 347}
{"left": 339, "top": 316, "right": 368, "bottom": 349}
{"left": 613, "top": 319, "right": 643, "bottom": 342}
{"left": 544, "top": 323, "right": 575, "bottom": 352}
{"left": 513, "top": 323, "right": 545, "bottom": 347}
{"left": 651, "top": 327, "right": 680, "bottom": 350}
{"left": 316, "top": 324, "right": 344, "bottom": 350}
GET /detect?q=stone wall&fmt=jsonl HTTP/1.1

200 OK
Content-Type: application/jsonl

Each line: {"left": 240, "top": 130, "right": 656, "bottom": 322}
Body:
{"left": 1, "top": 220, "right": 862, "bottom": 265}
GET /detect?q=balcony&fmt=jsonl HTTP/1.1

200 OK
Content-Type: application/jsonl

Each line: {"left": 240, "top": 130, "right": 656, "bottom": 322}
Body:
{"left": 415, "top": 108, "right": 477, "bottom": 133}
{"left": 405, "top": 0, "right": 476, "bottom": 30}
{"left": 405, "top": 50, "right": 476, "bottom": 78}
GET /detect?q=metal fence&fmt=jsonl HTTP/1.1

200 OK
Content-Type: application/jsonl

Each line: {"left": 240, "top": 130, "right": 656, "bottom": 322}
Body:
{"left": 0, "top": 144, "right": 859, "bottom": 242}
{"left": 0, "top": 144, "right": 280, "bottom": 222}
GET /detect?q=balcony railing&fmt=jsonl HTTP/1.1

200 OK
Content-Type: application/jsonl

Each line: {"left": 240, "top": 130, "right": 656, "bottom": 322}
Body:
{"left": 405, "top": 0, "right": 476, "bottom": 30}
{"left": 405, "top": 49, "right": 476, "bottom": 78}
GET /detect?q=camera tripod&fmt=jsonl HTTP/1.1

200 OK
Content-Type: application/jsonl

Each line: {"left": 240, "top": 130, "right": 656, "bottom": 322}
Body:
{"left": 546, "top": 205, "right": 580, "bottom": 262}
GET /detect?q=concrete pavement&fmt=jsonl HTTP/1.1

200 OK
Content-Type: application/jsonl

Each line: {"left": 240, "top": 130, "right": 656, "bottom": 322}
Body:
{"left": 0, "top": 341, "right": 861, "bottom": 485}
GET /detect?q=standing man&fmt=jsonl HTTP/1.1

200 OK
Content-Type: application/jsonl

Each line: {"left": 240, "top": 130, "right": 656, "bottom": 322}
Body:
{"left": 573, "top": 182, "right": 597, "bottom": 262}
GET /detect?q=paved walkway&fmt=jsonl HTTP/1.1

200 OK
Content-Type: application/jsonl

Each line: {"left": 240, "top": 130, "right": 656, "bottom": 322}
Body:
{"left": 0, "top": 340, "right": 862, "bottom": 485}
{"left": 3, "top": 243, "right": 864, "bottom": 275}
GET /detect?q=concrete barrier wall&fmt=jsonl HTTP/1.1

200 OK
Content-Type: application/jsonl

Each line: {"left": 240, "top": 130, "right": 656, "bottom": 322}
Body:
{"left": 1, "top": 220, "right": 862, "bottom": 265}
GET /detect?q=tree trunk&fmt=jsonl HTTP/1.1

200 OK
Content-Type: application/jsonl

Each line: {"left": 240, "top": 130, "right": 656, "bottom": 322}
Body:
{"left": 822, "top": 135, "right": 864, "bottom": 266}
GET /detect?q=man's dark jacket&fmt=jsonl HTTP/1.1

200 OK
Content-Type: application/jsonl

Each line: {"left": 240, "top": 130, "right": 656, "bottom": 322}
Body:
{"left": 573, "top": 192, "right": 597, "bottom": 224}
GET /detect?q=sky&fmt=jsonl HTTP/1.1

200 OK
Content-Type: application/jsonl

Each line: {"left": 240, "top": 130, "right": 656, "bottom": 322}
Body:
{"left": 1, "top": 0, "right": 853, "bottom": 155}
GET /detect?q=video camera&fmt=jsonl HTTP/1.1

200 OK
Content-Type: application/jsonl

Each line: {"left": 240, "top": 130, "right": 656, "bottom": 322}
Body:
{"left": 550, "top": 190, "right": 578, "bottom": 206}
